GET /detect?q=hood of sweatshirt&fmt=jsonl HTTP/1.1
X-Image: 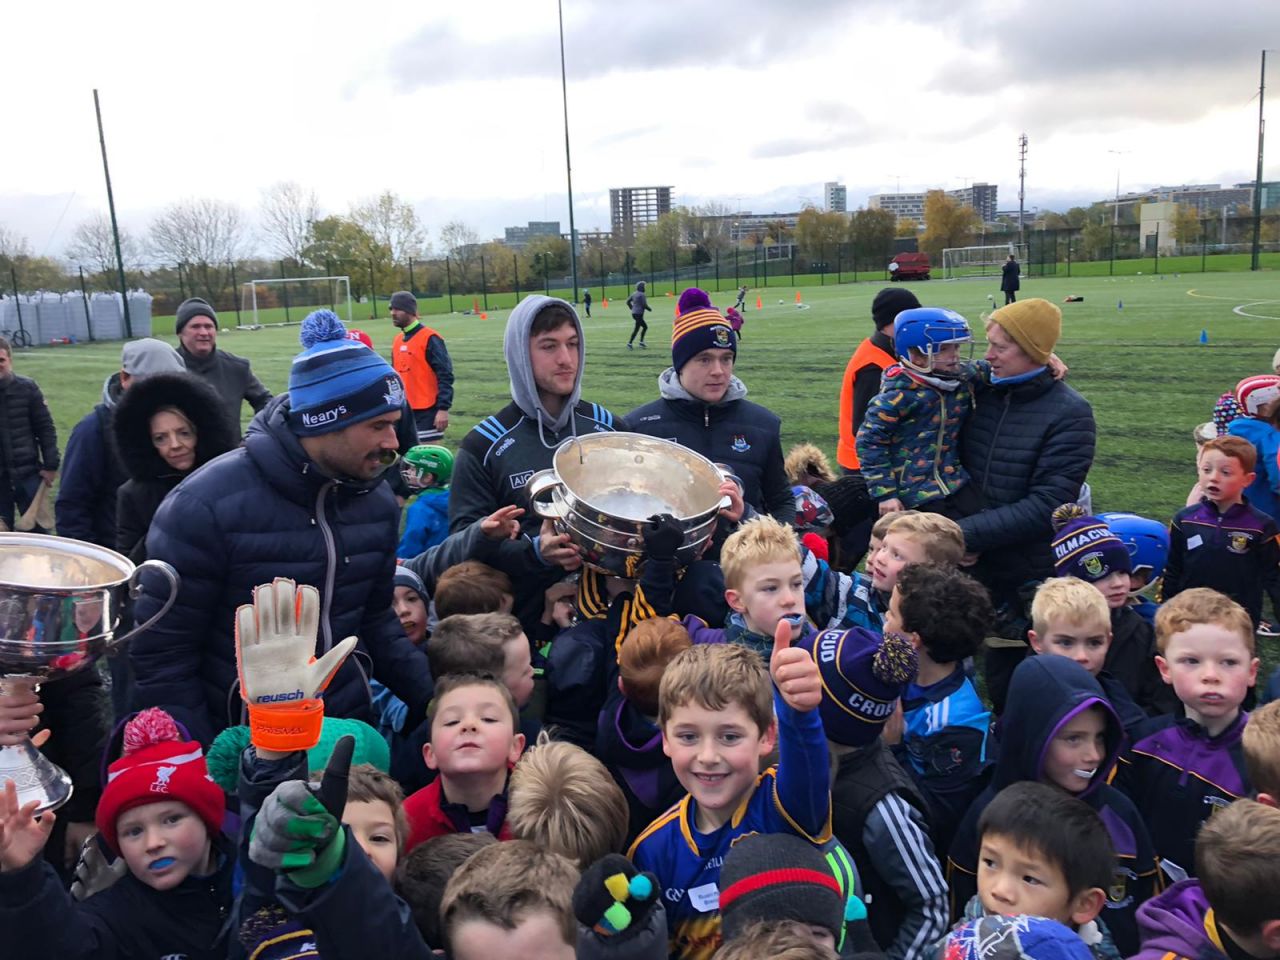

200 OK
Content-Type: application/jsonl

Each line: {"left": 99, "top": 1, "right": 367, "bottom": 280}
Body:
{"left": 1132, "top": 880, "right": 1222, "bottom": 960}
{"left": 656, "top": 366, "right": 748, "bottom": 405}
{"left": 994, "top": 654, "right": 1124, "bottom": 798}
{"left": 101, "top": 371, "right": 124, "bottom": 408}
{"left": 503, "top": 295, "right": 584, "bottom": 435}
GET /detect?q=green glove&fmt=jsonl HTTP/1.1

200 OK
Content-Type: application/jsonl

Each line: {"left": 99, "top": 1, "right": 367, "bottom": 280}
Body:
{"left": 249, "top": 736, "right": 355, "bottom": 888}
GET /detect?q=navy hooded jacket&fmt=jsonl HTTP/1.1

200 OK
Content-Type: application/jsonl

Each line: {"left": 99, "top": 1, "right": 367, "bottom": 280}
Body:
{"left": 946, "top": 656, "right": 1158, "bottom": 955}
{"left": 627, "top": 369, "right": 793, "bottom": 524}
{"left": 129, "top": 394, "right": 433, "bottom": 745}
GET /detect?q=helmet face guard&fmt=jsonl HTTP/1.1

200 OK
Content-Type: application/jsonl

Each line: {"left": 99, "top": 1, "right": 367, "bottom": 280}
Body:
{"left": 893, "top": 307, "right": 973, "bottom": 378}
{"left": 401, "top": 444, "right": 454, "bottom": 491}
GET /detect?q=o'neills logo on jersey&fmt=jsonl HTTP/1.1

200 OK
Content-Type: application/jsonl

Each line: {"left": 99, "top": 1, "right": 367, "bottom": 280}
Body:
{"left": 300, "top": 405, "right": 347, "bottom": 427}
{"left": 1053, "top": 525, "right": 1111, "bottom": 562}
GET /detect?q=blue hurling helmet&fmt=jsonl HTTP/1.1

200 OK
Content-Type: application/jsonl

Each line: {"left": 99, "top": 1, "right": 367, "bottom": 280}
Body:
{"left": 1099, "top": 512, "right": 1170, "bottom": 579}
{"left": 892, "top": 307, "right": 972, "bottom": 377}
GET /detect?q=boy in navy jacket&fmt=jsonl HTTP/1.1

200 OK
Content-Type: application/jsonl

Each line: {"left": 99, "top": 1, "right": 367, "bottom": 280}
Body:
{"left": 1162, "top": 435, "right": 1280, "bottom": 629}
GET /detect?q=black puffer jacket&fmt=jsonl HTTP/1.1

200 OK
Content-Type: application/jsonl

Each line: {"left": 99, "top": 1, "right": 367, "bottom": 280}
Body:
{"left": 958, "top": 369, "right": 1095, "bottom": 585}
{"left": 0, "top": 373, "right": 58, "bottom": 478}
{"left": 129, "top": 393, "right": 432, "bottom": 745}
{"left": 627, "top": 368, "right": 793, "bottom": 522}
{"left": 110, "top": 373, "right": 237, "bottom": 563}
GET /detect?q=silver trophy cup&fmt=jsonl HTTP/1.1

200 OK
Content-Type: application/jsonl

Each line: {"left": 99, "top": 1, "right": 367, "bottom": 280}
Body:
{"left": 0, "top": 533, "right": 179, "bottom": 813}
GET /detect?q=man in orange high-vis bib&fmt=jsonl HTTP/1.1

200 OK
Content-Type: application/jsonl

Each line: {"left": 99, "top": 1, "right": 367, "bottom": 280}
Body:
{"left": 836, "top": 288, "right": 919, "bottom": 472}
{"left": 389, "top": 291, "right": 455, "bottom": 443}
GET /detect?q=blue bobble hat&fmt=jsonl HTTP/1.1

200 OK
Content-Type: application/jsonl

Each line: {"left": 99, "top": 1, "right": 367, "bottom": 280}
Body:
{"left": 288, "top": 310, "right": 404, "bottom": 436}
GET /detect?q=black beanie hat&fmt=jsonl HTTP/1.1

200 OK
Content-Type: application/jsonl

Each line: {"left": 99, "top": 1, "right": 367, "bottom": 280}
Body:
{"left": 719, "top": 833, "right": 845, "bottom": 943}
{"left": 175, "top": 297, "right": 217, "bottom": 335}
{"left": 871, "top": 287, "right": 920, "bottom": 330}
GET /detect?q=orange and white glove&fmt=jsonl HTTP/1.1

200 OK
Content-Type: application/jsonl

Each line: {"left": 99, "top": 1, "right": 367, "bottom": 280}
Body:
{"left": 235, "top": 578, "right": 357, "bottom": 752}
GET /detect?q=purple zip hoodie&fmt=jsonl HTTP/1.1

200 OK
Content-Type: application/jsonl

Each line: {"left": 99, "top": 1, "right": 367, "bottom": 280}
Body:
{"left": 1131, "top": 880, "right": 1231, "bottom": 960}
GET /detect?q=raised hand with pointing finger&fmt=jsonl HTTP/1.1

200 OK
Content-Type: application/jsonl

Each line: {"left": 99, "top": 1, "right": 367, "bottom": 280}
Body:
{"left": 769, "top": 616, "right": 822, "bottom": 713}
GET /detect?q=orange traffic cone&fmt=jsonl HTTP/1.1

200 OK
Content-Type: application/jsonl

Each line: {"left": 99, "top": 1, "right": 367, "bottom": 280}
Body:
{"left": 756, "top": 295, "right": 763, "bottom": 310}
{"left": 472, "top": 298, "right": 480, "bottom": 313}
{"left": 666, "top": 291, "right": 674, "bottom": 297}
{"left": 480, "top": 312, "right": 488, "bottom": 320}
{"left": 602, "top": 297, "right": 609, "bottom": 309}
{"left": 795, "top": 290, "right": 802, "bottom": 304}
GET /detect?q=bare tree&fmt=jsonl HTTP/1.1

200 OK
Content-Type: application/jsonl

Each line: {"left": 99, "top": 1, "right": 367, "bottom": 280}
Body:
{"left": 149, "top": 198, "right": 252, "bottom": 302}
{"left": 0, "top": 225, "right": 28, "bottom": 257}
{"left": 350, "top": 191, "right": 426, "bottom": 263}
{"left": 260, "top": 181, "right": 319, "bottom": 264}
{"left": 438, "top": 220, "right": 480, "bottom": 288}
{"left": 66, "top": 213, "right": 140, "bottom": 279}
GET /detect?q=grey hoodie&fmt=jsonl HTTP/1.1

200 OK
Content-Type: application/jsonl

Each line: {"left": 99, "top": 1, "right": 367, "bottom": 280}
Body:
{"left": 503, "top": 295, "right": 585, "bottom": 435}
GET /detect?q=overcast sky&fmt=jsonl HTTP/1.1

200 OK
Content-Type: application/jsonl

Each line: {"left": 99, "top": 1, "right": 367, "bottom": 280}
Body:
{"left": 2, "top": 0, "right": 1276, "bottom": 260}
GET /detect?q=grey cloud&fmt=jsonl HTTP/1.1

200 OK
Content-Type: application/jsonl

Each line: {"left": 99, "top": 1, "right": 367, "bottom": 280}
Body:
{"left": 925, "top": 0, "right": 1273, "bottom": 124}
{"left": 382, "top": 0, "right": 855, "bottom": 90}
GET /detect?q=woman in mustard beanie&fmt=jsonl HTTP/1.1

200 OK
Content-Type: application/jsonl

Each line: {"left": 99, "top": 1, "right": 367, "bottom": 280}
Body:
{"left": 956, "top": 297, "right": 1097, "bottom": 713}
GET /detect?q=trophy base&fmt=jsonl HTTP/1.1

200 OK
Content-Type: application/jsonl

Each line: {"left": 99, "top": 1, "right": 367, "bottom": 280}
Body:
{"left": 0, "top": 740, "right": 74, "bottom": 814}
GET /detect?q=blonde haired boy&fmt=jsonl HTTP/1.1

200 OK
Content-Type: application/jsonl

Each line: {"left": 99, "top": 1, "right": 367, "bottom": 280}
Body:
{"left": 1029, "top": 577, "right": 1148, "bottom": 735}
{"left": 1242, "top": 701, "right": 1280, "bottom": 808}
{"left": 844, "top": 510, "right": 965, "bottom": 633}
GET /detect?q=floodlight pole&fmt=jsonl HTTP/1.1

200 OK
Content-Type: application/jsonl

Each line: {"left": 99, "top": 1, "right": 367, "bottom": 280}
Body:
{"left": 1251, "top": 50, "right": 1268, "bottom": 271}
{"left": 557, "top": 0, "right": 580, "bottom": 303}
{"left": 94, "top": 89, "right": 132, "bottom": 338}
{"left": 1017, "top": 134, "right": 1028, "bottom": 247}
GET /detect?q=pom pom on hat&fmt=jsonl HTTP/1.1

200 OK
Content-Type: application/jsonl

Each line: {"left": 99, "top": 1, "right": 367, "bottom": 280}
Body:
{"left": 299, "top": 309, "right": 348, "bottom": 349}
{"left": 798, "top": 627, "right": 917, "bottom": 748}
{"left": 676, "top": 287, "right": 713, "bottom": 315}
{"left": 873, "top": 631, "right": 919, "bottom": 686}
{"left": 671, "top": 287, "right": 736, "bottom": 373}
{"left": 121, "top": 707, "right": 183, "bottom": 755}
{"left": 1051, "top": 504, "right": 1132, "bottom": 583}
{"left": 1051, "top": 502, "right": 1088, "bottom": 532}
{"left": 96, "top": 708, "right": 225, "bottom": 854}
{"left": 289, "top": 309, "right": 403, "bottom": 437}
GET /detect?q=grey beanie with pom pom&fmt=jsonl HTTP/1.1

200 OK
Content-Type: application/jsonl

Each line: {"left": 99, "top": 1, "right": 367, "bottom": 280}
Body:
{"left": 288, "top": 309, "right": 404, "bottom": 436}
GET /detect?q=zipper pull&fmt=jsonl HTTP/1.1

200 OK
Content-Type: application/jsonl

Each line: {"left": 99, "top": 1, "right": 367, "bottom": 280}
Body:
{"left": 704, "top": 407, "right": 710, "bottom": 427}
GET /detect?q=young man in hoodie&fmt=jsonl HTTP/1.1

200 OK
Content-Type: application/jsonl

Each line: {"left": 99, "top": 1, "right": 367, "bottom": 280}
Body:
{"left": 448, "top": 296, "right": 625, "bottom": 597}
{"left": 1133, "top": 800, "right": 1280, "bottom": 960}
{"left": 946, "top": 655, "right": 1158, "bottom": 956}
{"left": 627, "top": 287, "right": 792, "bottom": 523}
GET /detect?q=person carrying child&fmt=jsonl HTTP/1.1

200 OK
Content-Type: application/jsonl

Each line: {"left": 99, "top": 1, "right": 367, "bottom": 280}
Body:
{"left": 856, "top": 306, "right": 985, "bottom": 521}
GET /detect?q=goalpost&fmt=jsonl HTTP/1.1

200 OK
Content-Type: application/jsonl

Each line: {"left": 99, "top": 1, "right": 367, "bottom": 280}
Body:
{"left": 941, "top": 243, "right": 1028, "bottom": 280}
{"left": 238, "top": 276, "right": 352, "bottom": 329}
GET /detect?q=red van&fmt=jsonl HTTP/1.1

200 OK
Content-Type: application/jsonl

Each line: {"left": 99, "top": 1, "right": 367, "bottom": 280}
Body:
{"left": 888, "top": 252, "right": 931, "bottom": 281}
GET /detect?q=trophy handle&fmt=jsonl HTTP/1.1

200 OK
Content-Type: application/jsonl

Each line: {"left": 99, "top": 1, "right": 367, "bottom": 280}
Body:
{"left": 526, "top": 470, "right": 567, "bottom": 519}
{"left": 115, "top": 559, "right": 181, "bottom": 646}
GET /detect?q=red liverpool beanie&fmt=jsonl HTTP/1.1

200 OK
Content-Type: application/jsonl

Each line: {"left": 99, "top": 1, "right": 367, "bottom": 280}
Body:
{"left": 95, "top": 708, "right": 225, "bottom": 853}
